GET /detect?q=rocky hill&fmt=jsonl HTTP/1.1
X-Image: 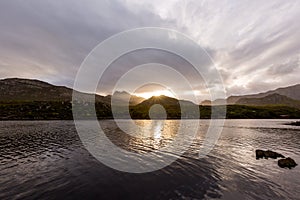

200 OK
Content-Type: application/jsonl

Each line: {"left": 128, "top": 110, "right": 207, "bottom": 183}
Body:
{"left": 1, "top": 78, "right": 300, "bottom": 120}
{"left": 105, "top": 91, "right": 145, "bottom": 106}
{"left": 201, "top": 84, "right": 300, "bottom": 106}
{"left": 131, "top": 95, "right": 198, "bottom": 119}
{"left": 236, "top": 93, "right": 300, "bottom": 108}
{"left": 228, "top": 84, "right": 300, "bottom": 104}
{"left": 0, "top": 78, "right": 109, "bottom": 103}
{"left": 0, "top": 78, "right": 143, "bottom": 105}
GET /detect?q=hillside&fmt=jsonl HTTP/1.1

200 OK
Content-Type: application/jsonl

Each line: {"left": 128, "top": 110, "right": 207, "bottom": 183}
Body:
{"left": 105, "top": 91, "right": 145, "bottom": 106}
{"left": 0, "top": 78, "right": 143, "bottom": 105}
{"left": 201, "top": 84, "right": 300, "bottom": 105}
{"left": 0, "top": 78, "right": 109, "bottom": 103}
{"left": 1, "top": 78, "right": 300, "bottom": 120}
{"left": 228, "top": 84, "right": 300, "bottom": 104}
{"left": 236, "top": 93, "right": 300, "bottom": 108}
{"left": 0, "top": 78, "right": 73, "bottom": 102}
{"left": 131, "top": 95, "right": 199, "bottom": 119}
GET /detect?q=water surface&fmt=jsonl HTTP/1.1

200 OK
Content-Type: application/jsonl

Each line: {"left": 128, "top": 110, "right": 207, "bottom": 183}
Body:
{"left": 0, "top": 119, "right": 299, "bottom": 199}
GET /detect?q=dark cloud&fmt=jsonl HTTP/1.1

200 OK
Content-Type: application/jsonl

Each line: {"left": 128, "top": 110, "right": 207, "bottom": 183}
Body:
{"left": 0, "top": 0, "right": 299, "bottom": 100}
{"left": 268, "top": 57, "right": 300, "bottom": 75}
{"left": 0, "top": 0, "right": 166, "bottom": 84}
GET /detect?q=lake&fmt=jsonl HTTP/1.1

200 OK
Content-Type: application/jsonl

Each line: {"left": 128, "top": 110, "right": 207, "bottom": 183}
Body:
{"left": 0, "top": 119, "right": 299, "bottom": 199}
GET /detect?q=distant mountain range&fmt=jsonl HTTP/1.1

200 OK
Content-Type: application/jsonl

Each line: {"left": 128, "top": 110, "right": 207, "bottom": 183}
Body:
{"left": 2, "top": 78, "right": 300, "bottom": 107}
{"left": 201, "top": 84, "right": 300, "bottom": 108}
{"left": 0, "top": 78, "right": 300, "bottom": 119}
{"left": 236, "top": 93, "right": 300, "bottom": 108}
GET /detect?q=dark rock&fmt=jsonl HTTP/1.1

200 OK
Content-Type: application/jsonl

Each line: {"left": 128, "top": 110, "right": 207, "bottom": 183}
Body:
{"left": 285, "top": 121, "right": 300, "bottom": 126}
{"left": 278, "top": 157, "right": 298, "bottom": 169}
{"left": 256, "top": 150, "right": 265, "bottom": 159}
{"left": 256, "top": 149, "right": 285, "bottom": 159}
{"left": 264, "top": 150, "right": 285, "bottom": 159}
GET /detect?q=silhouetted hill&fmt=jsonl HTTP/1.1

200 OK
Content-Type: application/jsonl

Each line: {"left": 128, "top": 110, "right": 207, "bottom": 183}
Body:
{"left": 201, "top": 84, "right": 300, "bottom": 105}
{"left": 131, "top": 95, "right": 198, "bottom": 119}
{"left": 138, "top": 95, "right": 178, "bottom": 107}
{"left": 228, "top": 84, "right": 300, "bottom": 103}
{"left": 0, "top": 78, "right": 143, "bottom": 105}
{"left": 1, "top": 78, "right": 300, "bottom": 120}
{"left": 0, "top": 78, "right": 108, "bottom": 103}
{"left": 137, "top": 95, "right": 196, "bottom": 107}
{"left": 0, "top": 78, "right": 114, "bottom": 119}
{"left": 0, "top": 78, "right": 73, "bottom": 101}
{"left": 105, "top": 91, "right": 145, "bottom": 106}
{"left": 236, "top": 93, "right": 300, "bottom": 108}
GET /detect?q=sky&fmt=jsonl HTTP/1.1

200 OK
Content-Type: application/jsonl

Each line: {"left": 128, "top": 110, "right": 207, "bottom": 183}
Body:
{"left": 0, "top": 0, "right": 299, "bottom": 101}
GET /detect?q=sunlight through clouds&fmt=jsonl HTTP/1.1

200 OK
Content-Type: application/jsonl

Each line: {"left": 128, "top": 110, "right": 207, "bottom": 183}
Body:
{"left": 0, "top": 0, "right": 299, "bottom": 99}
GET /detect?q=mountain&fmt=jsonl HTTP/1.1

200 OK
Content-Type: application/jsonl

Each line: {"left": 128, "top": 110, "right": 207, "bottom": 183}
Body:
{"left": 137, "top": 95, "right": 196, "bottom": 107}
{"left": 138, "top": 95, "right": 178, "bottom": 107}
{"left": 1, "top": 78, "right": 300, "bottom": 120}
{"left": 201, "top": 84, "right": 300, "bottom": 105}
{"left": 104, "top": 91, "right": 145, "bottom": 106}
{"left": 0, "top": 78, "right": 72, "bottom": 101}
{"left": 0, "top": 78, "right": 143, "bottom": 105}
{"left": 131, "top": 95, "right": 198, "bottom": 119}
{"left": 0, "top": 78, "right": 109, "bottom": 103}
{"left": 228, "top": 84, "right": 300, "bottom": 103}
{"left": 236, "top": 93, "right": 300, "bottom": 108}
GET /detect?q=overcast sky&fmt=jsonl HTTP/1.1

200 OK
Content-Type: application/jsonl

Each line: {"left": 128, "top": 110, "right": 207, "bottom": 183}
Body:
{"left": 0, "top": 0, "right": 299, "bottom": 101}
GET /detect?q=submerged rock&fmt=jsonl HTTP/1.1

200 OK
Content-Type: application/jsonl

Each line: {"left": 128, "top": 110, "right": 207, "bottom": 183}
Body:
{"left": 278, "top": 157, "right": 298, "bottom": 169}
{"left": 255, "top": 149, "right": 285, "bottom": 159}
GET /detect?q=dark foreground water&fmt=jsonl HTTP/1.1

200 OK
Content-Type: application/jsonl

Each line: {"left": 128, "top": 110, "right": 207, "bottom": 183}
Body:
{"left": 0, "top": 119, "right": 299, "bottom": 200}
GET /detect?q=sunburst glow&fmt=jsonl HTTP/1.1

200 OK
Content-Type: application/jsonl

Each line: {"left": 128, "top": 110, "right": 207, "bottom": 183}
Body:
{"left": 135, "top": 90, "right": 175, "bottom": 99}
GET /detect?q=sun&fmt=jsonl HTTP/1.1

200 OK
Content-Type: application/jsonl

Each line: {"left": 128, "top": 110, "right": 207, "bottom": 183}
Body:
{"left": 135, "top": 90, "right": 175, "bottom": 99}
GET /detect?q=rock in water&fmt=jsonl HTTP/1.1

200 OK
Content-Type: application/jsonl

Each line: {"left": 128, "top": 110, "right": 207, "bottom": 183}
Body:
{"left": 264, "top": 150, "right": 285, "bottom": 159}
{"left": 256, "top": 149, "right": 285, "bottom": 159}
{"left": 278, "top": 157, "right": 298, "bottom": 169}
{"left": 285, "top": 121, "right": 300, "bottom": 126}
{"left": 256, "top": 150, "right": 265, "bottom": 159}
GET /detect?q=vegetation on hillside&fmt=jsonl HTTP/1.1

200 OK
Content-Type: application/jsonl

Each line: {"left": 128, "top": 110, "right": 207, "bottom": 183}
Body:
{"left": 1, "top": 78, "right": 300, "bottom": 120}
{"left": 1, "top": 101, "right": 300, "bottom": 120}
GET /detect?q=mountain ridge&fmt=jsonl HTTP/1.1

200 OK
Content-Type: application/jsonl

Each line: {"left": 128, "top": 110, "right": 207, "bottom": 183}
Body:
{"left": 1, "top": 78, "right": 300, "bottom": 120}
{"left": 236, "top": 93, "right": 300, "bottom": 108}
{"left": 1, "top": 78, "right": 300, "bottom": 109}
{"left": 0, "top": 78, "right": 144, "bottom": 105}
{"left": 201, "top": 84, "right": 300, "bottom": 105}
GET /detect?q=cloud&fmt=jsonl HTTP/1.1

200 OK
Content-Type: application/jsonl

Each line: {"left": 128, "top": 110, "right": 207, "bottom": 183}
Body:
{"left": 267, "top": 57, "right": 300, "bottom": 75}
{"left": 0, "top": 0, "right": 300, "bottom": 101}
{"left": 0, "top": 0, "right": 165, "bottom": 83}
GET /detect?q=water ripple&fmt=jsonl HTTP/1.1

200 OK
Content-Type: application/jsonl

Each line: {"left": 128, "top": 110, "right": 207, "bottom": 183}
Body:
{"left": 0, "top": 120, "right": 299, "bottom": 199}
